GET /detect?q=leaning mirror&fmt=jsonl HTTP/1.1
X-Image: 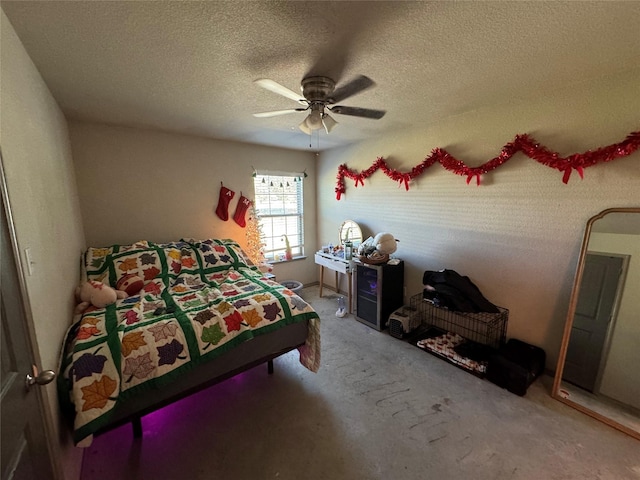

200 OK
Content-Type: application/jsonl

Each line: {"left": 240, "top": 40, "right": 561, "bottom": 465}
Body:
{"left": 339, "top": 220, "right": 363, "bottom": 247}
{"left": 553, "top": 207, "right": 640, "bottom": 440}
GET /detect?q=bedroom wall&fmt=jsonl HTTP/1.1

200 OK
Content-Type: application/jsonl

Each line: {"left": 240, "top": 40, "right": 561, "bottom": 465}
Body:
{"left": 317, "top": 66, "right": 640, "bottom": 369}
{"left": 1, "top": 10, "right": 85, "bottom": 480}
{"left": 68, "top": 122, "right": 319, "bottom": 285}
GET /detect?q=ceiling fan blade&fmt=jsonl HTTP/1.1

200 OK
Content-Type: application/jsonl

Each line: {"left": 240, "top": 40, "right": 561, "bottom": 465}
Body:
{"left": 253, "top": 108, "right": 307, "bottom": 118}
{"left": 328, "top": 75, "right": 375, "bottom": 103}
{"left": 254, "top": 79, "right": 306, "bottom": 104}
{"left": 330, "top": 105, "right": 386, "bottom": 119}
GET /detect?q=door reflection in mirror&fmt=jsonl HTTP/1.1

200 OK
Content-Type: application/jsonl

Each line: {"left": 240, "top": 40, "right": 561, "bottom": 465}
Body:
{"left": 564, "top": 253, "right": 627, "bottom": 393}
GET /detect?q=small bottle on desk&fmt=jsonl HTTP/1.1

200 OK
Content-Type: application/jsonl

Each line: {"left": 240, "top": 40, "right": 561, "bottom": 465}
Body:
{"left": 344, "top": 241, "right": 353, "bottom": 260}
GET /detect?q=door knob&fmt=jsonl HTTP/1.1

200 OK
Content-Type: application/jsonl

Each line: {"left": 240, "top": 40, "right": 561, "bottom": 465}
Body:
{"left": 25, "top": 365, "right": 56, "bottom": 391}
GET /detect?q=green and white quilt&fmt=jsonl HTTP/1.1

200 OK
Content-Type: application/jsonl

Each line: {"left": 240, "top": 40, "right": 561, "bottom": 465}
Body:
{"left": 59, "top": 239, "right": 320, "bottom": 444}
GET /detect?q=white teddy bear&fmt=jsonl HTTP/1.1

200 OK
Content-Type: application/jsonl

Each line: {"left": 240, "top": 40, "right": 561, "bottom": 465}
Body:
{"left": 373, "top": 232, "right": 398, "bottom": 255}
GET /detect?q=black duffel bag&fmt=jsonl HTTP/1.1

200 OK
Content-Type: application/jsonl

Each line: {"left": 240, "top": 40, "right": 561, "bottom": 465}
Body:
{"left": 486, "top": 339, "right": 546, "bottom": 396}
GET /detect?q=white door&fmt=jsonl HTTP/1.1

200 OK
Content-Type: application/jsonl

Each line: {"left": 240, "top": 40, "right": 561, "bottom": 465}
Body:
{"left": 1, "top": 156, "right": 56, "bottom": 480}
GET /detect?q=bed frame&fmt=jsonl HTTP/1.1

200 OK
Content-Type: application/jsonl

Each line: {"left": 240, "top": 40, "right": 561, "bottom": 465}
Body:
{"left": 89, "top": 321, "right": 309, "bottom": 439}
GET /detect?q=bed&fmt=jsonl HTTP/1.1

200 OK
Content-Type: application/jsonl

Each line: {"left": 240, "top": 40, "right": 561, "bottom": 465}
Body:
{"left": 58, "top": 238, "right": 320, "bottom": 445}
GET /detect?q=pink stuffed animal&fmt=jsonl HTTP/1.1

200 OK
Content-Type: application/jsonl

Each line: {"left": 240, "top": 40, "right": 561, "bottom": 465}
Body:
{"left": 75, "top": 280, "right": 127, "bottom": 314}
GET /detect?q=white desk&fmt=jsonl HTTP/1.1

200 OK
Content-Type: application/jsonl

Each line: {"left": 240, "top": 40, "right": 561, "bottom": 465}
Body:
{"left": 314, "top": 252, "right": 354, "bottom": 313}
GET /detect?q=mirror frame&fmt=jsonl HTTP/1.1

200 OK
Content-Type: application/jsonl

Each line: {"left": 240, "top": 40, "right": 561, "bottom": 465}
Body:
{"left": 339, "top": 220, "right": 363, "bottom": 246}
{"left": 552, "top": 207, "right": 640, "bottom": 440}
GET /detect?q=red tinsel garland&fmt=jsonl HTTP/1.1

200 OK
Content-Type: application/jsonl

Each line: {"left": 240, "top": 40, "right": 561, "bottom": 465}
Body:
{"left": 335, "top": 131, "right": 640, "bottom": 200}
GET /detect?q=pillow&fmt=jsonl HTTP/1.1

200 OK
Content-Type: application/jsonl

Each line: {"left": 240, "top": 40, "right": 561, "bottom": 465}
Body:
{"left": 84, "top": 241, "right": 163, "bottom": 287}
{"left": 116, "top": 274, "right": 145, "bottom": 296}
{"left": 187, "top": 239, "right": 251, "bottom": 272}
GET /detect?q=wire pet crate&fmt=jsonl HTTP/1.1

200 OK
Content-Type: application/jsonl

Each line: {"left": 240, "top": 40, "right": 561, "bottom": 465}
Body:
{"left": 410, "top": 293, "right": 508, "bottom": 349}
{"left": 409, "top": 293, "right": 508, "bottom": 376}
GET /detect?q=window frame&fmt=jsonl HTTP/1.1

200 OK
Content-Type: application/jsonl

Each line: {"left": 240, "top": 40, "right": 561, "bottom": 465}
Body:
{"left": 252, "top": 172, "right": 305, "bottom": 262}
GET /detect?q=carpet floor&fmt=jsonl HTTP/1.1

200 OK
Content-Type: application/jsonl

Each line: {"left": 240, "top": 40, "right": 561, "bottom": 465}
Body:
{"left": 80, "top": 286, "right": 640, "bottom": 480}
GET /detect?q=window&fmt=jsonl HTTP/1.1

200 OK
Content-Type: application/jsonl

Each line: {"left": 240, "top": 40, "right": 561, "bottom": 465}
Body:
{"left": 253, "top": 173, "right": 304, "bottom": 261}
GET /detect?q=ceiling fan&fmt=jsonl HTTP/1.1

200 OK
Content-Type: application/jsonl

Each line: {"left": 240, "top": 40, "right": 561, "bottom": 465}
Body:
{"left": 253, "top": 75, "right": 385, "bottom": 134}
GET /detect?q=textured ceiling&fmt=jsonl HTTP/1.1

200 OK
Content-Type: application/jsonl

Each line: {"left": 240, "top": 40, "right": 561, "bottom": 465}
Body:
{"left": 3, "top": 1, "right": 640, "bottom": 152}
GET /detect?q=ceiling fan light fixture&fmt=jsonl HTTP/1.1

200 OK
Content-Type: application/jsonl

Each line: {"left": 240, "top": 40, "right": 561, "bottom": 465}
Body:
{"left": 307, "top": 108, "right": 323, "bottom": 129}
{"left": 322, "top": 113, "right": 337, "bottom": 134}
{"left": 299, "top": 104, "right": 324, "bottom": 134}
{"left": 298, "top": 118, "right": 312, "bottom": 135}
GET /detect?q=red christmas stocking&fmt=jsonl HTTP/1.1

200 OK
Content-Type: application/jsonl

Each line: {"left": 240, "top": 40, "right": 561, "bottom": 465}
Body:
{"left": 216, "top": 184, "right": 235, "bottom": 221}
{"left": 233, "top": 195, "right": 252, "bottom": 228}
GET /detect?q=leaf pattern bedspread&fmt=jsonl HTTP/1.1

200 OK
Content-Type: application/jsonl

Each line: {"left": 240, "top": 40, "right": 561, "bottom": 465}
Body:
{"left": 59, "top": 239, "right": 320, "bottom": 444}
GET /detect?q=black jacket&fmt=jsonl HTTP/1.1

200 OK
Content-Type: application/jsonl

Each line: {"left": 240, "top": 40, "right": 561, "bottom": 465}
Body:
{"left": 422, "top": 269, "right": 499, "bottom": 313}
